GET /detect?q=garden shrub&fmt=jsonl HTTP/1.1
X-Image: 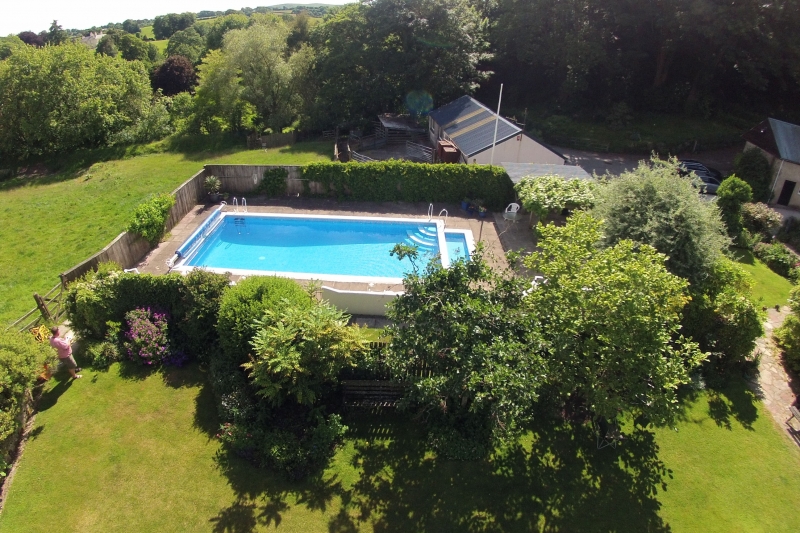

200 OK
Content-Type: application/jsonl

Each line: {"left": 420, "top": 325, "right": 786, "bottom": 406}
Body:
{"left": 776, "top": 287, "right": 800, "bottom": 373}
{"left": 753, "top": 242, "right": 797, "bottom": 278}
{"left": 302, "top": 161, "right": 514, "bottom": 211}
{"left": 216, "top": 276, "right": 312, "bottom": 367}
{"left": 514, "top": 174, "right": 595, "bottom": 220}
{"left": 85, "top": 340, "right": 122, "bottom": 369}
{"left": 123, "top": 308, "right": 171, "bottom": 365}
{"left": 177, "top": 269, "right": 231, "bottom": 363}
{"left": 0, "top": 330, "right": 57, "bottom": 443}
{"left": 715, "top": 176, "right": 752, "bottom": 237}
{"left": 733, "top": 148, "right": 772, "bottom": 202}
{"left": 742, "top": 202, "right": 782, "bottom": 243}
{"left": 682, "top": 259, "right": 764, "bottom": 368}
{"left": 244, "top": 301, "right": 367, "bottom": 406}
{"left": 217, "top": 413, "right": 347, "bottom": 480}
{"left": 256, "top": 167, "right": 288, "bottom": 198}
{"left": 127, "top": 193, "right": 176, "bottom": 245}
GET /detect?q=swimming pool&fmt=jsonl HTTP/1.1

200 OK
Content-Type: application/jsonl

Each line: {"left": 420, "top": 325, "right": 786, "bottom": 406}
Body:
{"left": 172, "top": 210, "right": 475, "bottom": 283}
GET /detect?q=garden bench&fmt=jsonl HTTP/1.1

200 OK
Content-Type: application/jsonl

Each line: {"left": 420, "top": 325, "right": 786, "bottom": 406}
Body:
{"left": 788, "top": 405, "right": 800, "bottom": 432}
{"left": 341, "top": 380, "right": 405, "bottom": 408}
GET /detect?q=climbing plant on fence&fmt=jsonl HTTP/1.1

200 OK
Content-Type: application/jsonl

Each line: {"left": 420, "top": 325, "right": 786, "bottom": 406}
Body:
{"left": 302, "top": 161, "right": 514, "bottom": 211}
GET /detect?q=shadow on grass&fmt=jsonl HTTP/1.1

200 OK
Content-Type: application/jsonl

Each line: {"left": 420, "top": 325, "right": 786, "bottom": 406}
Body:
{"left": 732, "top": 247, "right": 756, "bottom": 266}
{"left": 676, "top": 377, "right": 759, "bottom": 431}
{"left": 207, "top": 409, "right": 673, "bottom": 533}
{"left": 37, "top": 374, "right": 75, "bottom": 412}
{"left": 707, "top": 379, "right": 759, "bottom": 431}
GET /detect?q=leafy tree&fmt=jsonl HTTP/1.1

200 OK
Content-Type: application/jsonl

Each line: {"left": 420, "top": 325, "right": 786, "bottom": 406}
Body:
{"left": 0, "top": 43, "right": 151, "bottom": 161}
{"left": 46, "top": 20, "right": 69, "bottom": 45}
{"left": 205, "top": 13, "right": 249, "bottom": 50}
{"left": 122, "top": 19, "right": 141, "bottom": 34}
{"left": 0, "top": 36, "right": 24, "bottom": 60}
{"left": 311, "top": 0, "right": 490, "bottom": 127}
{"left": 153, "top": 12, "right": 197, "bottom": 40}
{"left": 152, "top": 55, "right": 196, "bottom": 96}
{"left": 287, "top": 10, "right": 313, "bottom": 51}
{"left": 194, "top": 20, "right": 313, "bottom": 132}
{"left": 514, "top": 175, "right": 595, "bottom": 223}
{"left": 166, "top": 27, "right": 205, "bottom": 64}
{"left": 716, "top": 175, "right": 752, "bottom": 237}
{"left": 734, "top": 148, "right": 773, "bottom": 202}
{"left": 525, "top": 213, "right": 706, "bottom": 425}
{"left": 245, "top": 302, "right": 368, "bottom": 406}
{"left": 192, "top": 49, "right": 253, "bottom": 133}
{"left": 17, "top": 31, "right": 44, "bottom": 47}
{"left": 592, "top": 157, "right": 730, "bottom": 286}
{"left": 95, "top": 35, "right": 119, "bottom": 57}
{"left": 117, "top": 34, "right": 152, "bottom": 62}
{"left": 385, "top": 246, "right": 542, "bottom": 441}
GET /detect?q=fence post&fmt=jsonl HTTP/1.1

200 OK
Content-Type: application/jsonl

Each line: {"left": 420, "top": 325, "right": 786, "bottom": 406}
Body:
{"left": 33, "top": 293, "right": 52, "bottom": 322}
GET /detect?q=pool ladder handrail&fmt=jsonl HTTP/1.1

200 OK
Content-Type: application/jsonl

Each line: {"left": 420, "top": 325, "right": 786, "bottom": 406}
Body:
{"left": 438, "top": 208, "right": 448, "bottom": 227}
{"left": 231, "top": 197, "right": 248, "bottom": 213}
{"left": 427, "top": 203, "right": 433, "bottom": 220}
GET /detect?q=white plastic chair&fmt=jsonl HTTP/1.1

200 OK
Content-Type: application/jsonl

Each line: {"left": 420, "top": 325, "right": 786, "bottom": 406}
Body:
{"left": 503, "top": 203, "right": 521, "bottom": 222}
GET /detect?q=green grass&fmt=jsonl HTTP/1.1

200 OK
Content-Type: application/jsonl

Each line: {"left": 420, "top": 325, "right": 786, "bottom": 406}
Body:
{"left": 152, "top": 39, "right": 168, "bottom": 55}
{"left": 139, "top": 26, "right": 154, "bottom": 39}
{"left": 733, "top": 248, "right": 794, "bottom": 307}
{"left": 0, "top": 139, "right": 331, "bottom": 325}
{"left": 2, "top": 362, "right": 799, "bottom": 532}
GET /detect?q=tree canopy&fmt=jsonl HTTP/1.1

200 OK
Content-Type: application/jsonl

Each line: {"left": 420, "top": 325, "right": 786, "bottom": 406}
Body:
{"left": 525, "top": 213, "right": 706, "bottom": 425}
{"left": 310, "top": 0, "right": 490, "bottom": 127}
{"left": 0, "top": 43, "right": 151, "bottom": 161}
{"left": 153, "top": 12, "right": 196, "bottom": 40}
{"left": 592, "top": 157, "right": 730, "bottom": 286}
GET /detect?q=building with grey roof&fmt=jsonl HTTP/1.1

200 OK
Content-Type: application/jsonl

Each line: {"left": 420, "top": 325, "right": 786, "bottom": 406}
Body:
{"left": 428, "top": 96, "right": 565, "bottom": 166}
{"left": 743, "top": 118, "right": 800, "bottom": 207}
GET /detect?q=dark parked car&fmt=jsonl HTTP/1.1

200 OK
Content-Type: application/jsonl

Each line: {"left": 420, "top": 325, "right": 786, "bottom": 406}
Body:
{"left": 678, "top": 159, "right": 723, "bottom": 180}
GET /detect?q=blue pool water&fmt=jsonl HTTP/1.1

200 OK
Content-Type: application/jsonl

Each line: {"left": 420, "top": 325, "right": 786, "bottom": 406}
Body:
{"left": 446, "top": 233, "right": 470, "bottom": 262}
{"left": 183, "top": 215, "right": 447, "bottom": 279}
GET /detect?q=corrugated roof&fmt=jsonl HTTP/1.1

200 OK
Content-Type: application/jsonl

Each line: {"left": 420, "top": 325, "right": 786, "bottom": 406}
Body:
{"left": 768, "top": 118, "right": 800, "bottom": 164}
{"left": 429, "top": 95, "right": 522, "bottom": 157}
{"left": 501, "top": 163, "right": 592, "bottom": 184}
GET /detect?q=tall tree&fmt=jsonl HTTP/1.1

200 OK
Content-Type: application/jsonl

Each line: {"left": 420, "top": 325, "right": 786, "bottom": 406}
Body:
{"left": 311, "top": 0, "right": 490, "bottom": 127}
{"left": 525, "top": 213, "right": 706, "bottom": 425}
{"left": 166, "top": 27, "right": 205, "bottom": 64}
{"left": 153, "top": 12, "right": 196, "bottom": 40}
{"left": 152, "top": 55, "right": 196, "bottom": 96}
{"left": 46, "top": 20, "right": 69, "bottom": 46}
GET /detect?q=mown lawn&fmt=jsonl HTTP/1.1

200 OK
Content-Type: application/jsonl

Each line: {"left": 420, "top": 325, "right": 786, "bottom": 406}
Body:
{"left": 0, "top": 140, "right": 331, "bottom": 325}
{"left": 2, "top": 361, "right": 799, "bottom": 532}
{"left": 733, "top": 248, "right": 794, "bottom": 307}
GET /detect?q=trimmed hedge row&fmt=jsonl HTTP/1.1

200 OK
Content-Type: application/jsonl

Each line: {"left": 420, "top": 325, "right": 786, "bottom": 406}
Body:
{"left": 302, "top": 161, "right": 514, "bottom": 211}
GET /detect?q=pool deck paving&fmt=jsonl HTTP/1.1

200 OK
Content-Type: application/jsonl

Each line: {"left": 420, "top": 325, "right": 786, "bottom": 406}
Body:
{"left": 137, "top": 197, "right": 538, "bottom": 294}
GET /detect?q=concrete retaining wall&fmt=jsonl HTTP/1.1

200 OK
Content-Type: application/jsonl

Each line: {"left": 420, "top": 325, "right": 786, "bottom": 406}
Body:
{"left": 321, "top": 286, "right": 403, "bottom": 317}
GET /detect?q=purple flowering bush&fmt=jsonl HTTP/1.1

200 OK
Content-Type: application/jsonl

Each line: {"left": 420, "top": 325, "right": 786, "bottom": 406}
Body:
{"left": 123, "top": 308, "right": 170, "bottom": 365}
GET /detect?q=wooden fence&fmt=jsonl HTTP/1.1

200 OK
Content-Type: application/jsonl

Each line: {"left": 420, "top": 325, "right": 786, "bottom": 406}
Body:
{"left": 7, "top": 282, "right": 65, "bottom": 332}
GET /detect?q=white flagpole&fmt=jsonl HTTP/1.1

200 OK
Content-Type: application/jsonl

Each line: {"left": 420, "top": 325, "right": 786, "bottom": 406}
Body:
{"left": 490, "top": 83, "right": 503, "bottom": 166}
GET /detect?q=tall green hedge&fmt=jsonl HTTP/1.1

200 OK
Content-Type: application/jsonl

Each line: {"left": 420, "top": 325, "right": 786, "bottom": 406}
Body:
{"left": 302, "top": 161, "right": 514, "bottom": 211}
